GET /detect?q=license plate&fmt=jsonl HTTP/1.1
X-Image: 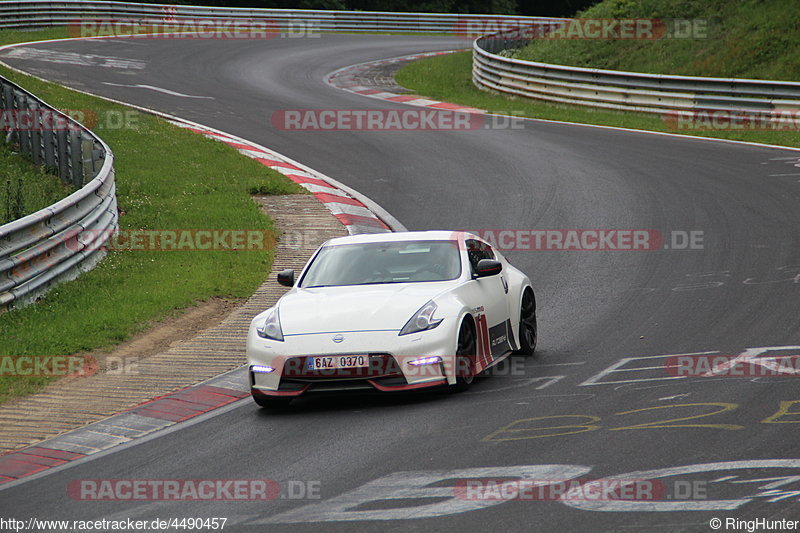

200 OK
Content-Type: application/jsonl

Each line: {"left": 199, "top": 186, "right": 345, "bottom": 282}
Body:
{"left": 307, "top": 355, "right": 369, "bottom": 370}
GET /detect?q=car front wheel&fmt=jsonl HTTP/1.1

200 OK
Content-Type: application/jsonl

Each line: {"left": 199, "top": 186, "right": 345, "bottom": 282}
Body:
{"left": 453, "top": 318, "right": 476, "bottom": 392}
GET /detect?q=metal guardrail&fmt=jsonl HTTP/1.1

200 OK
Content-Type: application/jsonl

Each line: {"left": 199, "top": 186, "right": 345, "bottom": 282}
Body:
{"left": 474, "top": 26, "right": 800, "bottom": 115}
{"left": 1, "top": 1, "right": 791, "bottom": 114}
{"left": 0, "top": 3, "right": 556, "bottom": 312}
{"left": 0, "top": 1, "right": 553, "bottom": 32}
{"left": 0, "top": 75, "right": 118, "bottom": 311}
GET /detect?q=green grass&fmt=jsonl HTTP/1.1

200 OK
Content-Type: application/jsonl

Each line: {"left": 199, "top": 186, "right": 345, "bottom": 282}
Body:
{"left": 395, "top": 51, "right": 800, "bottom": 148}
{"left": 0, "top": 32, "right": 304, "bottom": 404}
{"left": 515, "top": 0, "right": 800, "bottom": 81}
{"left": 0, "top": 143, "right": 73, "bottom": 224}
{"left": 0, "top": 27, "right": 71, "bottom": 48}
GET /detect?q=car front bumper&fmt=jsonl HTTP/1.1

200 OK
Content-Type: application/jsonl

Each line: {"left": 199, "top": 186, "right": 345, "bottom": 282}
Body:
{"left": 246, "top": 321, "right": 457, "bottom": 396}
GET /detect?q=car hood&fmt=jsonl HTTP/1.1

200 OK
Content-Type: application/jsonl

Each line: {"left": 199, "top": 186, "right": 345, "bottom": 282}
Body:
{"left": 278, "top": 282, "right": 454, "bottom": 335}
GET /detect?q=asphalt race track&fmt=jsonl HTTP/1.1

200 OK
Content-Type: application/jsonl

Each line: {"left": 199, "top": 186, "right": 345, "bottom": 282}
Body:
{"left": 2, "top": 34, "right": 800, "bottom": 532}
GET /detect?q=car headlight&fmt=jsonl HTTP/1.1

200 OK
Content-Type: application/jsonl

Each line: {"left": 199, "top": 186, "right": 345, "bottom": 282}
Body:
{"left": 256, "top": 307, "right": 284, "bottom": 341}
{"left": 399, "top": 300, "right": 442, "bottom": 336}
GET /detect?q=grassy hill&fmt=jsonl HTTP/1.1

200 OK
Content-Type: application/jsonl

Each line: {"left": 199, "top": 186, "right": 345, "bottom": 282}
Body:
{"left": 515, "top": 0, "right": 800, "bottom": 81}
{"left": 396, "top": 0, "right": 800, "bottom": 148}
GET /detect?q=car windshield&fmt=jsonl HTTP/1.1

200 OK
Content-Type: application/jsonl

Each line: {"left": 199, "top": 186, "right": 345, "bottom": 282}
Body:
{"left": 300, "top": 240, "right": 462, "bottom": 287}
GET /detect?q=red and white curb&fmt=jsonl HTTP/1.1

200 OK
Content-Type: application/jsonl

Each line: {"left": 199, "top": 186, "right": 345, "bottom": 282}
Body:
{"left": 325, "top": 50, "right": 485, "bottom": 115}
{"left": 0, "top": 40, "right": 469, "bottom": 489}
{"left": 0, "top": 366, "right": 249, "bottom": 488}
{"left": 0, "top": 55, "right": 407, "bottom": 487}
{"left": 0, "top": 41, "right": 466, "bottom": 491}
{"left": 170, "top": 120, "right": 398, "bottom": 235}
{"left": 1, "top": 36, "right": 403, "bottom": 236}
{"left": 0, "top": 114, "right": 406, "bottom": 486}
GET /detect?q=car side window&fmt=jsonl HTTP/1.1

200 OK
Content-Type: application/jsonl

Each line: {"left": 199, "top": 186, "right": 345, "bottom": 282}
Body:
{"left": 466, "top": 239, "right": 495, "bottom": 274}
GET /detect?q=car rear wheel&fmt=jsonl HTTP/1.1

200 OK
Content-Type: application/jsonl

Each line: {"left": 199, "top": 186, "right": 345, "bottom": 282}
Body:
{"left": 453, "top": 318, "right": 476, "bottom": 392}
{"left": 516, "top": 288, "right": 537, "bottom": 356}
{"left": 252, "top": 393, "right": 292, "bottom": 409}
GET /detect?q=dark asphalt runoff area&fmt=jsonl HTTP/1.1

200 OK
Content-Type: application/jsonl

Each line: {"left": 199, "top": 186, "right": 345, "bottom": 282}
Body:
{"left": 1, "top": 34, "right": 800, "bottom": 532}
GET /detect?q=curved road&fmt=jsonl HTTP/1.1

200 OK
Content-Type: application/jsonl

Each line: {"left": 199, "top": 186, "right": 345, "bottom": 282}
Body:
{"left": 2, "top": 35, "right": 800, "bottom": 531}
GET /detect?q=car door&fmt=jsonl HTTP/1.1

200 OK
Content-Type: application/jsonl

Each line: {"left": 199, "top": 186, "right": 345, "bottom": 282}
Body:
{"left": 461, "top": 239, "right": 514, "bottom": 371}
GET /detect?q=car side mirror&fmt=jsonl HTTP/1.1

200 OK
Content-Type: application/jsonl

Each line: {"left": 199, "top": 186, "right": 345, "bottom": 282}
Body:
{"left": 277, "top": 269, "right": 295, "bottom": 287}
{"left": 475, "top": 259, "right": 502, "bottom": 278}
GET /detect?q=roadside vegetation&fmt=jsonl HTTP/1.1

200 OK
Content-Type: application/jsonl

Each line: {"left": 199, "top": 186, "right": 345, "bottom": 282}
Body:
{"left": 396, "top": 0, "right": 800, "bottom": 149}
{"left": 0, "top": 30, "right": 303, "bottom": 404}
{"left": 515, "top": 0, "right": 800, "bottom": 80}
{"left": 0, "top": 143, "right": 72, "bottom": 224}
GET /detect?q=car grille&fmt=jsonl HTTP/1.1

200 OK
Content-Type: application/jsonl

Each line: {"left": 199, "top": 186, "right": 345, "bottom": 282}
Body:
{"left": 281, "top": 353, "right": 402, "bottom": 380}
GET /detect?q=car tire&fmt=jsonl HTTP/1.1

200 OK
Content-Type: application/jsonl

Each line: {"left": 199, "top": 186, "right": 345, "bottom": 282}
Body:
{"left": 252, "top": 393, "right": 292, "bottom": 409}
{"left": 453, "top": 318, "right": 476, "bottom": 392}
{"left": 516, "top": 288, "right": 537, "bottom": 356}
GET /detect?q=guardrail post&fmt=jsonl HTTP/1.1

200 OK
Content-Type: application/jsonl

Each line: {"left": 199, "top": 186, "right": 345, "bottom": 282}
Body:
{"left": 91, "top": 140, "right": 105, "bottom": 174}
{"left": 55, "top": 126, "right": 69, "bottom": 183}
{"left": 13, "top": 89, "right": 31, "bottom": 156}
{"left": 28, "top": 100, "right": 43, "bottom": 165}
{"left": 1, "top": 83, "right": 16, "bottom": 146}
{"left": 81, "top": 133, "right": 95, "bottom": 185}
{"left": 66, "top": 128, "right": 82, "bottom": 188}
{"left": 41, "top": 112, "right": 57, "bottom": 170}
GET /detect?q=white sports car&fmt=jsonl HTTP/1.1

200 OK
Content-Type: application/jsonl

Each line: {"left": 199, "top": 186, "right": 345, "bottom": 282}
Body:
{"left": 246, "top": 231, "right": 537, "bottom": 408}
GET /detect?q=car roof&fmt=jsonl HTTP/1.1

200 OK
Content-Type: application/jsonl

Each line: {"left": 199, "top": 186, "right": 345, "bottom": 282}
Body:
{"left": 323, "top": 230, "right": 478, "bottom": 247}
